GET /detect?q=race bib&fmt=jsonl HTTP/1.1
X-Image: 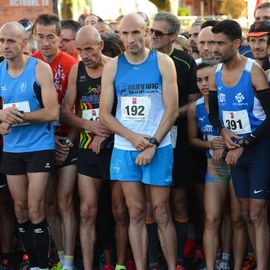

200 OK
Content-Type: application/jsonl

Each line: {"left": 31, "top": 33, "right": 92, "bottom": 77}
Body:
{"left": 82, "top": 108, "right": 99, "bottom": 121}
{"left": 170, "top": 125, "right": 178, "bottom": 149}
{"left": 222, "top": 110, "right": 251, "bottom": 134}
{"left": 3, "top": 101, "right": 31, "bottom": 126}
{"left": 121, "top": 96, "right": 151, "bottom": 120}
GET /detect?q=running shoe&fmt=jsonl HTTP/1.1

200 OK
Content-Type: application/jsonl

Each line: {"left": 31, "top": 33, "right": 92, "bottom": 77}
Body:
{"left": 19, "top": 253, "right": 29, "bottom": 270}
{"left": 51, "top": 262, "right": 63, "bottom": 270}
{"left": 216, "top": 258, "right": 231, "bottom": 270}
{"left": 176, "top": 263, "right": 185, "bottom": 270}
{"left": 115, "top": 264, "right": 126, "bottom": 270}
{"left": 102, "top": 264, "right": 114, "bottom": 270}
{"left": 149, "top": 262, "right": 159, "bottom": 270}
{"left": 126, "top": 260, "right": 136, "bottom": 270}
{"left": 242, "top": 255, "right": 256, "bottom": 270}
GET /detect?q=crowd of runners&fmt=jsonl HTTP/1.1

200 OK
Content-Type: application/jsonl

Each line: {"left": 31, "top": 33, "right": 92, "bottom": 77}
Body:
{"left": 1, "top": 2, "right": 270, "bottom": 270}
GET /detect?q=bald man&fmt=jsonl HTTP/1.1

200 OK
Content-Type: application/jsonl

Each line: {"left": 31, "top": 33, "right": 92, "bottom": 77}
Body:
{"left": 100, "top": 13, "right": 178, "bottom": 270}
{"left": 61, "top": 25, "right": 113, "bottom": 270}
{"left": 0, "top": 22, "right": 59, "bottom": 269}
{"left": 196, "top": 26, "right": 216, "bottom": 64}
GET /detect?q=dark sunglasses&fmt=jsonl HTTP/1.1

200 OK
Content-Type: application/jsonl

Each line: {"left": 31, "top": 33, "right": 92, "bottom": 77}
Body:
{"left": 149, "top": 28, "right": 175, "bottom": 37}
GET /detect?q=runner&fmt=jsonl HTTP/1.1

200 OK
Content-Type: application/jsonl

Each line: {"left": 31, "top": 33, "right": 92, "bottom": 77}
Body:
{"left": 100, "top": 13, "right": 178, "bottom": 270}
{"left": 0, "top": 21, "right": 58, "bottom": 269}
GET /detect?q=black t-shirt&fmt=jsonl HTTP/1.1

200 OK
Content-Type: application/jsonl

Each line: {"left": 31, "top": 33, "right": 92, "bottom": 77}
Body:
{"left": 169, "top": 48, "right": 198, "bottom": 144}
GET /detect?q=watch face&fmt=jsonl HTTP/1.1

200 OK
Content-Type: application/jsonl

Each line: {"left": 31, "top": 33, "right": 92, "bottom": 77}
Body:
{"left": 149, "top": 138, "right": 158, "bottom": 146}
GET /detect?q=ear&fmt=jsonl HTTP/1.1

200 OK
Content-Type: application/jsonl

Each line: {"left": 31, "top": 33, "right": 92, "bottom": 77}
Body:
{"left": 98, "top": 39, "right": 104, "bottom": 50}
{"left": 233, "top": 39, "right": 241, "bottom": 49}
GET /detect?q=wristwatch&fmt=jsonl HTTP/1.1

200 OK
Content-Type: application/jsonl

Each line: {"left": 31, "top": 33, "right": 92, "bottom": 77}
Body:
{"left": 148, "top": 137, "right": 160, "bottom": 147}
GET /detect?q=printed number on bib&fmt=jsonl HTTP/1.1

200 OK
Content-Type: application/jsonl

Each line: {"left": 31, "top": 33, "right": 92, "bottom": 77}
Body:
{"left": 82, "top": 108, "right": 99, "bottom": 121}
{"left": 3, "top": 101, "right": 30, "bottom": 126}
{"left": 121, "top": 96, "right": 151, "bottom": 120}
{"left": 222, "top": 110, "right": 251, "bottom": 134}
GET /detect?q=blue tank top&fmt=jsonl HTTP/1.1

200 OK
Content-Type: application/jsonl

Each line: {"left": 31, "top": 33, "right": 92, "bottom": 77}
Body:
{"left": 215, "top": 58, "right": 265, "bottom": 137}
{"left": 0, "top": 57, "right": 55, "bottom": 153}
{"left": 114, "top": 50, "right": 171, "bottom": 150}
{"left": 196, "top": 97, "right": 219, "bottom": 158}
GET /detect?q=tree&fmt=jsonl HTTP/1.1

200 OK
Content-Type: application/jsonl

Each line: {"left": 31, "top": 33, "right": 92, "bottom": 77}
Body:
{"left": 220, "top": 0, "right": 246, "bottom": 19}
{"left": 149, "top": 0, "right": 171, "bottom": 11}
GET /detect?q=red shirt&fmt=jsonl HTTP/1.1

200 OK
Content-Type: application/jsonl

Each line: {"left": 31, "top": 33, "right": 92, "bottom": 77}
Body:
{"left": 32, "top": 50, "right": 76, "bottom": 136}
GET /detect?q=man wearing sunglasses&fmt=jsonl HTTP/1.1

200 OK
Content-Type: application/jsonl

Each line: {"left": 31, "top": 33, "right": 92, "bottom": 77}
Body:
{"left": 150, "top": 12, "right": 200, "bottom": 270}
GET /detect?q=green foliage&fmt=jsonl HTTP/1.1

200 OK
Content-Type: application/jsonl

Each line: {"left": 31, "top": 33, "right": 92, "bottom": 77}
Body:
{"left": 178, "top": 7, "right": 190, "bottom": 16}
{"left": 149, "top": 0, "right": 171, "bottom": 11}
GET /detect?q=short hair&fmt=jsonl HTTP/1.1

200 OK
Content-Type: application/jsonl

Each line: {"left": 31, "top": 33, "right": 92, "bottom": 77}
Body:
{"left": 34, "top": 13, "right": 61, "bottom": 36}
{"left": 26, "top": 35, "right": 38, "bottom": 54}
{"left": 255, "top": 2, "right": 270, "bottom": 15}
{"left": 18, "top": 18, "right": 33, "bottom": 33}
{"left": 197, "top": 61, "right": 214, "bottom": 71}
{"left": 101, "top": 33, "right": 125, "bottom": 57}
{"left": 201, "top": 20, "right": 218, "bottom": 29}
{"left": 153, "top": 12, "right": 181, "bottom": 35}
{"left": 61, "top": 20, "right": 81, "bottom": 34}
{"left": 211, "top": 20, "right": 242, "bottom": 41}
{"left": 191, "top": 20, "right": 203, "bottom": 28}
{"left": 137, "top": 11, "right": 150, "bottom": 26}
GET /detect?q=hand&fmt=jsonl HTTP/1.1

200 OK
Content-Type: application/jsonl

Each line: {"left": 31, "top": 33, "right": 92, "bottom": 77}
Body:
{"left": 0, "top": 108, "right": 24, "bottom": 125}
{"left": 92, "top": 135, "right": 107, "bottom": 154}
{"left": 129, "top": 133, "right": 153, "bottom": 151}
{"left": 221, "top": 128, "right": 242, "bottom": 150}
{"left": 212, "top": 148, "right": 225, "bottom": 166}
{"left": 135, "top": 145, "right": 157, "bottom": 166}
{"left": 55, "top": 137, "right": 71, "bottom": 166}
{"left": 225, "top": 147, "right": 244, "bottom": 166}
{"left": 212, "top": 136, "right": 226, "bottom": 149}
{"left": 84, "top": 120, "right": 111, "bottom": 137}
{"left": 0, "top": 122, "right": 11, "bottom": 135}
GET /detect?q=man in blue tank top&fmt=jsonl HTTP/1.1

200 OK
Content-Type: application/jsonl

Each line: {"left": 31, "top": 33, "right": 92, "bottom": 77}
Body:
{"left": 100, "top": 13, "right": 179, "bottom": 270}
{"left": 208, "top": 20, "right": 270, "bottom": 270}
{"left": 0, "top": 22, "right": 59, "bottom": 269}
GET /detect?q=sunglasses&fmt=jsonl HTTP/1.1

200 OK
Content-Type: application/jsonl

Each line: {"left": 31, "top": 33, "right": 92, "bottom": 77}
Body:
{"left": 149, "top": 28, "right": 175, "bottom": 38}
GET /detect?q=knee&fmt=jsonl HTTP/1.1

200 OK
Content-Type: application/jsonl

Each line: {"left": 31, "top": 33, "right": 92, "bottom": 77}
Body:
{"left": 204, "top": 214, "right": 221, "bottom": 230}
{"left": 128, "top": 205, "right": 145, "bottom": 225}
{"left": 249, "top": 205, "right": 266, "bottom": 225}
{"left": 14, "top": 200, "right": 28, "bottom": 220}
{"left": 58, "top": 194, "right": 73, "bottom": 217}
{"left": 153, "top": 202, "right": 171, "bottom": 226}
{"left": 231, "top": 215, "right": 244, "bottom": 230}
{"left": 113, "top": 204, "right": 128, "bottom": 226}
{"left": 80, "top": 203, "right": 97, "bottom": 225}
{"left": 28, "top": 201, "right": 44, "bottom": 221}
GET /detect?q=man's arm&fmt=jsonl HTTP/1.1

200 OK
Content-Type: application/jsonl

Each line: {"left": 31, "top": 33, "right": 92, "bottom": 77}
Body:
{"left": 100, "top": 58, "right": 152, "bottom": 151}
{"left": 22, "top": 60, "right": 59, "bottom": 123}
{"left": 153, "top": 53, "right": 179, "bottom": 142}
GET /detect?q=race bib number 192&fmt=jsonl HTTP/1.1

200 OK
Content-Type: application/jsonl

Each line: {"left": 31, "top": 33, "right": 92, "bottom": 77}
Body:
{"left": 121, "top": 96, "right": 151, "bottom": 120}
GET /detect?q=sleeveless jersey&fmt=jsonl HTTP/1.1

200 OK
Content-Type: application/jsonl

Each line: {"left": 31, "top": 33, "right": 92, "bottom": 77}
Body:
{"left": 215, "top": 58, "right": 265, "bottom": 137}
{"left": 114, "top": 50, "right": 171, "bottom": 150}
{"left": 76, "top": 61, "right": 113, "bottom": 149}
{"left": 0, "top": 57, "right": 55, "bottom": 153}
{"left": 32, "top": 50, "right": 76, "bottom": 136}
{"left": 195, "top": 96, "right": 219, "bottom": 158}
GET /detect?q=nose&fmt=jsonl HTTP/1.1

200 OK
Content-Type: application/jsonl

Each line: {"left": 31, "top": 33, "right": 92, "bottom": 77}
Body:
{"left": 127, "top": 33, "right": 134, "bottom": 43}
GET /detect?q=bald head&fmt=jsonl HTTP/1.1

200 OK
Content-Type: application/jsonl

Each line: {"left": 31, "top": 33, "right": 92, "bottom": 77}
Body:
{"left": 120, "top": 13, "right": 146, "bottom": 32}
{"left": 0, "top": 22, "right": 26, "bottom": 39}
{"left": 76, "top": 25, "right": 101, "bottom": 43}
{"left": 198, "top": 26, "right": 215, "bottom": 60}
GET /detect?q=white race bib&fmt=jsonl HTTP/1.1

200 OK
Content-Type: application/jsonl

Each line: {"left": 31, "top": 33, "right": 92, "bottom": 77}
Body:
{"left": 170, "top": 125, "right": 178, "bottom": 149}
{"left": 222, "top": 110, "right": 251, "bottom": 134}
{"left": 82, "top": 108, "right": 99, "bottom": 121}
{"left": 3, "top": 101, "right": 31, "bottom": 126}
{"left": 121, "top": 96, "right": 151, "bottom": 120}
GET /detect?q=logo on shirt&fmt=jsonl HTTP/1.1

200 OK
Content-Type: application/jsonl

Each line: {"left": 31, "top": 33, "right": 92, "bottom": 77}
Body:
{"left": 235, "top": 92, "right": 245, "bottom": 103}
{"left": 1, "top": 85, "right": 7, "bottom": 92}
{"left": 218, "top": 93, "right": 226, "bottom": 103}
{"left": 19, "top": 82, "right": 27, "bottom": 92}
{"left": 132, "top": 98, "right": 137, "bottom": 104}
{"left": 198, "top": 116, "right": 206, "bottom": 121}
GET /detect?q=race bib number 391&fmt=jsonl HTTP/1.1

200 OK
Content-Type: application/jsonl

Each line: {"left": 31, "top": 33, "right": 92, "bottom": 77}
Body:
{"left": 222, "top": 110, "right": 251, "bottom": 134}
{"left": 121, "top": 96, "right": 151, "bottom": 120}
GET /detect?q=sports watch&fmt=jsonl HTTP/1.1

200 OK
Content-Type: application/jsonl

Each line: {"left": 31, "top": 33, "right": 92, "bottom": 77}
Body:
{"left": 148, "top": 137, "right": 160, "bottom": 147}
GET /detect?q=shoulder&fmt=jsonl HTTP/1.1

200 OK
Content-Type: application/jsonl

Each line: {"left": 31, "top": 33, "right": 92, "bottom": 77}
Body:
{"left": 32, "top": 51, "right": 43, "bottom": 60}
{"left": 104, "top": 56, "right": 118, "bottom": 73}
{"left": 157, "top": 51, "right": 174, "bottom": 66}
{"left": 58, "top": 51, "right": 77, "bottom": 67}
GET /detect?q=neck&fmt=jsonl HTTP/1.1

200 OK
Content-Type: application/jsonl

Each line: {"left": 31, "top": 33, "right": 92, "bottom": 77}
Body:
{"left": 85, "top": 54, "right": 108, "bottom": 77}
{"left": 125, "top": 47, "right": 149, "bottom": 64}
{"left": 7, "top": 54, "right": 27, "bottom": 73}
{"left": 159, "top": 44, "right": 174, "bottom": 55}
{"left": 42, "top": 51, "right": 58, "bottom": 64}
{"left": 224, "top": 52, "right": 242, "bottom": 70}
